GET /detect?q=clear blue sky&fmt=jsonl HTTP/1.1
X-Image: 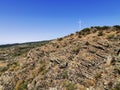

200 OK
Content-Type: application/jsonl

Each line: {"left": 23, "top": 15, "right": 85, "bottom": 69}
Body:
{"left": 0, "top": 0, "right": 120, "bottom": 44}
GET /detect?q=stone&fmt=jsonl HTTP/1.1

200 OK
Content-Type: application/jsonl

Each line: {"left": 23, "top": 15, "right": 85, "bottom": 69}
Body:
{"left": 0, "top": 85, "right": 4, "bottom": 90}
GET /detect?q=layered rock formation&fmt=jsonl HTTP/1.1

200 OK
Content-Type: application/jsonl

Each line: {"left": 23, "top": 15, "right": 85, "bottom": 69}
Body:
{"left": 0, "top": 26, "right": 120, "bottom": 90}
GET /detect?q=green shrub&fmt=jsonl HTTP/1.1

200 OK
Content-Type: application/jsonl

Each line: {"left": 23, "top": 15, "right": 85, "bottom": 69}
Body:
{"left": 70, "top": 33, "right": 74, "bottom": 36}
{"left": 72, "top": 46, "right": 80, "bottom": 55}
{"left": 113, "top": 25, "right": 120, "bottom": 29}
{"left": 39, "top": 61, "right": 48, "bottom": 75}
{"left": 82, "top": 28, "right": 91, "bottom": 35}
{"left": 76, "top": 31, "right": 79, "bottom": 34}
{"left": 90, "top": 26, "right": 94, "bottom": 28}
{"left": 113, "top": 82, "right": 120, "bottom": 90}
{"left": 94, "top": 72, "right": 102, "bottom": 80}
{"left": 62, "top": 70, "right": 68, "bottom": 79}
{"left": 19, "top": 81, "right": 28, "bottom": 90}
{"left": 97, "top": 31, "right": 103, "bottom": 36}
{"left": 76, "top": 28, "right": 91, "bottom": 36}
{"left": 102, "top": 26, "right": 110, "bottom": 29}
{"left": 63, "top": 81, "right": 77, "bottom": 90}
{"left": 82, "top": 28, "right": 90, "bottom": 32}
{"left": 0, "top": 66, "right": 8, "bottom": 72}
{"left": 114, "top": 64, "right": 120, "bottom": 74}
{"left": 94, "top": 26, "right": 101, "bottom": 30}
{"left": 7, "top": 62, "right": 19, "bottom": 67}
{"left": 58, "top": 38, "right": 63, "bottom": 41}
{"left": 85, "top": 41, "right": 90, "bottom": 45}
{"left": 0, "top": 57, "right": 6, "bottom": 61}
{"left": 78, "top": 34, "right": 82, "bottom": 38}
{"left": 94, "top": 26, "right": 110, "bottom": 30}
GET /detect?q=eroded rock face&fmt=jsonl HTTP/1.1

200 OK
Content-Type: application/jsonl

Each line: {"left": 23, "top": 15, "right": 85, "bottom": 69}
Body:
{"left": 0, "top": 26, "right": 120, "bottom": 90}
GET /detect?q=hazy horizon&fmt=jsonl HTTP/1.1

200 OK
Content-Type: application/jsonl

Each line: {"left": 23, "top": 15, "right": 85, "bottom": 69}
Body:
{"left": 0, "top": 0, "right": 120, "bottom": 44}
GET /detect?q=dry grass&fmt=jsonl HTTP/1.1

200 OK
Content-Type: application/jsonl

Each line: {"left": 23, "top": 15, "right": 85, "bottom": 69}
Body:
{"left": 15, "top": 80, "right": 23, "bottom": 90}
{"left": 106, "top": 32, "right": 116, "bottom": 39}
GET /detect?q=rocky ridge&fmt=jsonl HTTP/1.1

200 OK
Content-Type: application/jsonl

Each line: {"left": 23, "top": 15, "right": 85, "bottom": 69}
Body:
{"left": 0, "top": 26, "right": 120, "bottom": 90}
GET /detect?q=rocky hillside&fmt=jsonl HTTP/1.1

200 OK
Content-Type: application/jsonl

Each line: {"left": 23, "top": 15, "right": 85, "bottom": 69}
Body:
{"left": 0, "top": 26, "right": 120, "bottom": 90}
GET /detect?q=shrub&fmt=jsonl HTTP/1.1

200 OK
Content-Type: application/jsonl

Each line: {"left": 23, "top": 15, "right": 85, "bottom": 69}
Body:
{"left": 77, "top": 28, "right": 91, "bottom": 36}
{"left": 70, "top": 33, "right": 74, "bottom": 36}
{"left": 107, "top": 33, "right": 115, "bottom": 39}
{"left": 94, "top": 26, "right": 101, "bottom": 30}
{"left": 113, "top": 25, "right": 120, "bottom": 29}
{"left": 7, "top": 62, "right": 19, "bottom": 68}
{"left": 94, "top": 71, "right": 102, "bottom": 80}
{"left": 82, "top": 28, "right": 91, "bottom": 35}
{"left": 97, "top": 31, "right": 103, "bottom": 36}
{"left": 72, "top": 46, "right": 80, "bottom": 55}
{"left": 39, "top": 61, "right": 48, "bottom": 75}
{"left": 90, "top": 26, "right": 94, "bottom": 28}
{"left": 0, "top": 66, "right": 8, "bottom": 72}
{"left": 114, "top": 64, "right": 120, "bottom": 74}
{"left": 19, "top": 81, "right": 28, "bottom": 90}
{"left": 58, "top": 38, "right": 63, "bottom": 41}
{"left": 113, "top": 82, "right": 120, "bottom": 90}
{"left": 76, "top": 31, "right": 79, "bottom": 34}
{"left": 63, "top": 81, "right": 77, "bottom": 90}
{"left": 62, "top": 70, "right": 68, "bottom": 79}
{"left": 85, "top": 41, "right": 90, "bottom": 45}
{"left": 78, "top": 34, "right": 82, "bottom": 38}
{"left": 15, "top": 80, "right": 23, "bottom": 90}
{"left": 94, "top": 26, "right": 110, "bottom": 30}
{"left": 68, "top": 56, "right": 73, "bottom": 60}
{"left": 0, "top": 57, "right": 6, "bottom": 61}
{"left": 82, "top": 28, "right": 90, "bottom": 32}
{"left": 102, "top": 26, "right": 110, "bottom": 29}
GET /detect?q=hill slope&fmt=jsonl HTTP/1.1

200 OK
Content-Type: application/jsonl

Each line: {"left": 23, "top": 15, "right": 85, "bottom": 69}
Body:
{"left": 0, "top": 26, "right": 120, "bottom": 90}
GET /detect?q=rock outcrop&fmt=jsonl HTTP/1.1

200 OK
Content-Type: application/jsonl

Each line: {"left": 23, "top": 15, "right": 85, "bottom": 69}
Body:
{"left": 0, "top": 26, "right": 120, "bottom": 90}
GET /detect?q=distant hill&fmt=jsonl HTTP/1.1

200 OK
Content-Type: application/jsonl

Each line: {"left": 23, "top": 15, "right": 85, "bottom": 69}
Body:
{"left": 0, "top": 41, "right": 50, "bottom": 48}
{"left": 0, "top": 25, "right": 120, "bottom": 90}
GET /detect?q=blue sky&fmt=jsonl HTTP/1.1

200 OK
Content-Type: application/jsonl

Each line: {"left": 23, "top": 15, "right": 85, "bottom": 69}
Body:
{"left": 0, "top": 0, "right": 120, "bottom": 44}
